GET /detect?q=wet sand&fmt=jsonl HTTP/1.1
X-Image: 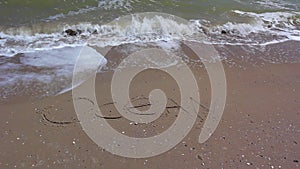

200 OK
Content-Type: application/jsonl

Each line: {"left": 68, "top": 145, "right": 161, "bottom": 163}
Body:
{"left": 0, "top": 43, "right": 299, "bottom": 169}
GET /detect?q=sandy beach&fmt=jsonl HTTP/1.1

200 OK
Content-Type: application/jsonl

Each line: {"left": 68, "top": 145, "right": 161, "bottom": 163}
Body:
{"left": 1, "top": 0, "right": 300, "bottom": 168}
{"left": 0, "top": 41, "right": 299, "bottom": 169}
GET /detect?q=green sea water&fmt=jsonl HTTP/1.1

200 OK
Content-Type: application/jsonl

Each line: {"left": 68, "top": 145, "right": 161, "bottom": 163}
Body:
{"left": 0, "top": 0, "right": 299, "bottom": 27}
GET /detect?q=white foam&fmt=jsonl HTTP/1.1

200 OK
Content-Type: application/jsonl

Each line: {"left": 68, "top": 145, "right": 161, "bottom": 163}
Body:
{"left": 202, "top": 10, "right": 300, "bottom": 45}
{"left": 98, "top": 0, "right": 135, "bottom": 10}
{"left": 254, "top": 0, "right": 298, "bottom": 10}
{"left": 0, "top": 11, "right": 299, "bottom": 57}
{"left": 0, "top": 46, "right": 108, "bottom": 99}
{"left": 44, "top": 0, "right": 136, "bottom": 21}
{"left": 210, "top": 21, "right": 265, "bottom": 36}
{"left": 233, "top": 10, "right": 299, "bottom": 24}
{"left": 0, "top": 14, "right": 196, "bottom": 57}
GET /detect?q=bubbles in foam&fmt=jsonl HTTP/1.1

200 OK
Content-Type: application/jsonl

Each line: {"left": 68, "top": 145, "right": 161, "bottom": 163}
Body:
{"left": 98, "top": 0, "right": 136, "bottom": 10}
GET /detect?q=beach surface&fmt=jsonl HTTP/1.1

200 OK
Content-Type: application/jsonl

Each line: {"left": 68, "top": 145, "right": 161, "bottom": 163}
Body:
{"left": 0, "top": 42, "right": 299, "bottom": 169}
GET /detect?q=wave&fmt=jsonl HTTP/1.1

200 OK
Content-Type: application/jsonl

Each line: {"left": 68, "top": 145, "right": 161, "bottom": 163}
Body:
{"left": 196, "top": 10, "right": 300, "bottom": 44}
{"left": 0, "top": 13, "right": 196, "bottom": 57}
{"left": 0, "top": 11, "right": 299, "bottom": 57}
